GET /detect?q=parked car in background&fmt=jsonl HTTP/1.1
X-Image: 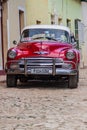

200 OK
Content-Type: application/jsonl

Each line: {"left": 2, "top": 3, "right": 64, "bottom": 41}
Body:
{"left": 5, "top": 25, "right": 80, "bottom": 88}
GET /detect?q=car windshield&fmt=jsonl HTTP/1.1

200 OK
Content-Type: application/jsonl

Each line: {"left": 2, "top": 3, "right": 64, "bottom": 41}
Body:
{"left": 21, "top": 28, "right": 70, "bottom": 43}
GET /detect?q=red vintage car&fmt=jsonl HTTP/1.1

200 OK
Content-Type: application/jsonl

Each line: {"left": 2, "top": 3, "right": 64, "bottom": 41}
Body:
{"left": 5, "top": 25, "right": 80, "bottom": 88}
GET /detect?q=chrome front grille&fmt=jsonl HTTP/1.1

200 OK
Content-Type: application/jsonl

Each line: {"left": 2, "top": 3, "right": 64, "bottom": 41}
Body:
{"left": 26, "top": 58, "right": 53, "bottom": 66}
{"left": 18, "top": 57, "right": 63, "bottom": 75}
{"left": 19, "top": 57, "right": 63, "bottom": 67}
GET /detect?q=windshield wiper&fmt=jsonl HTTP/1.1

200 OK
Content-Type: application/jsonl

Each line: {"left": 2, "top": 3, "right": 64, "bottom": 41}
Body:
{"left": 32, "top": 36, "right": 45, "bottom": 40}
{"left": 45, "top": 36, "right": 58, "bottom": 41}
{"left": 32, "top": 36, "right": 58, "bottom": 41}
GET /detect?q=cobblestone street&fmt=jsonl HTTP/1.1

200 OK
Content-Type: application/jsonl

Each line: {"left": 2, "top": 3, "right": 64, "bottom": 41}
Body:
{"left": 0, "top": 68, "right": 87, "bottom": 130}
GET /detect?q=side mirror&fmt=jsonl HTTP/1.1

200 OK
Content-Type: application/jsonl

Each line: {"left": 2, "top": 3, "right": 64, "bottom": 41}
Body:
{"left": 72, "top": 42, "right": 77, "bottom": 48}
{"left": 13, "top": 40, "right": 17, "bottom": 45}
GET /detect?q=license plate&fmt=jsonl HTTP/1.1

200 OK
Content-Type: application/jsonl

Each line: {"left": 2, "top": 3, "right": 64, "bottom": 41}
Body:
{"left": 31, "top": 68, "right": 52, "bottom": 74}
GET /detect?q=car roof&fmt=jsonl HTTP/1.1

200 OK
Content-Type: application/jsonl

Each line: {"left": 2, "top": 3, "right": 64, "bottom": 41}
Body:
{"left": 22, "top": 25, "right": 70, "bottom": 34}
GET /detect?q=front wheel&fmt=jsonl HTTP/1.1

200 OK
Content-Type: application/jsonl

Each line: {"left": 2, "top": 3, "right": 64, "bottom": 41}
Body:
{"left": 68, "top": 75, "right": 78, "bottom": 89}
{"left": 6, "top": 74, "right": 17, "bottom": 87}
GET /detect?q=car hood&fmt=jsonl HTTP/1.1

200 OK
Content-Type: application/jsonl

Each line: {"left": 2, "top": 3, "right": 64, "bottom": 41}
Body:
{"left": 16, "top": 40, "right": 72, "bottom": 58}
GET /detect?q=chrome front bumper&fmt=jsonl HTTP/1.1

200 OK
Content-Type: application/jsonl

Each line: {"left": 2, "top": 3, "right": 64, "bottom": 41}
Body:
{"left": 6, "top": 57, "right": 77, "bottom": 76}
{"left": 6, "top": 68, "right": 77, "bottom": 76}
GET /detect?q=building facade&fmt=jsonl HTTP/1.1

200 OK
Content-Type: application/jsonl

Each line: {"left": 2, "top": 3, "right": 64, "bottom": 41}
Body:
{"left": 81, "top": 0, "right": 87, "bottom": 67}
{"left": 0, "top": 0, "right": 26, "bottom": 73}
{"left": 49, "top": 0, "right": 82, "bottom": 32}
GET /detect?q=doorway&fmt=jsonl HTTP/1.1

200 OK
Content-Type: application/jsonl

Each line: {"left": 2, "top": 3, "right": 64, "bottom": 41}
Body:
{"left": 19, "top": 10, "right": 24, "bottom": 35}
{"left": 0, "top": 11, "right": 3, "bottom": 70}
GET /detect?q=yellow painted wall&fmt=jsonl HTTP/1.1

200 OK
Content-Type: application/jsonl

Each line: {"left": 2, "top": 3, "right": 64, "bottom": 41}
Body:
{"left": 26, "top": 0, "right": 50, "bottom": 25}
{"left": 8, "top": 0, "right": 26, "bottom": 47}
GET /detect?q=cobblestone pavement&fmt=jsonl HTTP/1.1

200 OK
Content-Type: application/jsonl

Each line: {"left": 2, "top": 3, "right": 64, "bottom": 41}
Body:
{"left": 0, "top": 68, "right": 87, "bottom": 130}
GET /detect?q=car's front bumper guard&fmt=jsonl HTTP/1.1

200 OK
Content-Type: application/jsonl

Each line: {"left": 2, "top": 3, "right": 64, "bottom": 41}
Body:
{"left": 6, "top": 58, "right": 77, "bottom": 76}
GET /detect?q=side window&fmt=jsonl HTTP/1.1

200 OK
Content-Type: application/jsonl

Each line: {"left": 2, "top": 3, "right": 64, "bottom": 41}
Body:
{"left": 67, "top": 19, "right": 71, "bottom": 29}
{"left": 51, "top": 14, "right": 55, "bottom": 24}
{"left": 58, "top": 18, "right": 62, "bottom": 25}
{"left": 36, "top": 20, "right": 41, "bottom": 24}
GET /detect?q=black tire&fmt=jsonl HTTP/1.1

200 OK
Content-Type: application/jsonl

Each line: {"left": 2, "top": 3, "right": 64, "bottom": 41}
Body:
{"left": 68, "top": 75, "right": 78, "bottom": 89}
{"left": 6, "top": 74, "right": 17, "bottom": 87}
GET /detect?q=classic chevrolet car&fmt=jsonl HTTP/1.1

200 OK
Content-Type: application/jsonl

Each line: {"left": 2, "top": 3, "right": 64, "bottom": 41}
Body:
{"left": 5, "top": 25, "right": 80, "bottom": 88}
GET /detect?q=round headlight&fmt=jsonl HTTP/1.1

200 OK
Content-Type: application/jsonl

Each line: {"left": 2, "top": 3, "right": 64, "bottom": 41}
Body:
{"left": 8, "top": 50, "right": 17, "bottom": 59}
{"left": 66, "top": 50, "right": 75, "bottom": 60}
